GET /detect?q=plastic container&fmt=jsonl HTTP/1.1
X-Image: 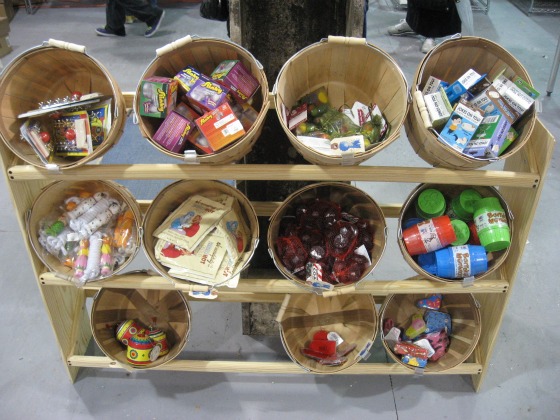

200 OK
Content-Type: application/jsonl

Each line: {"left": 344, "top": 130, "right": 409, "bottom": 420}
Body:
{"left": 402, "top": 215, "right": 457, "bottom": 256}
{"left": 451, "top": 219, "right": 470, "bottom": 246}
{"left": 404, "top": 217, "right": 424, "bottom": 230}
{"left": 473, "top": 197, "right": 511, "bottom": 252}
{"left": 447, "top": 189, "right": 482, "bottom": 221}
{"left": 418, "top": 245, "right": 488, "bottom": 279}
{"left": 415, "top": 188, "right": 446, "bottom": 219}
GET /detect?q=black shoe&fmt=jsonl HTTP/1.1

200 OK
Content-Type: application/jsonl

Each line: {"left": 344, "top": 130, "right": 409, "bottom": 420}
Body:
{"left": 96, "top": 27, "right": 125, "bottom": 37}
{"left": 145, "top": 10, "right": 165, "bottom": 38}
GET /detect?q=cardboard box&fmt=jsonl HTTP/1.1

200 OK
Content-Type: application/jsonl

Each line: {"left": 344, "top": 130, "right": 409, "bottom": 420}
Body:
{"left": 424, "top": 87, "right": 453, "bottom": 129}
{"left": 211, "top": 60, "right": 260, "bottom": 103}
{"left": 152, "top": 110, "right": 196, "bottom": 154}
{"left": 492, "top": 75, "right": 535, "bottom": 120}
{"left": 195, "top": 102, "right": 245, "bottom": 152}
{"left": 174, "top": 66, "right": 203, "bottom": 94}
{"left": 463, "top": 113, "right": 512, "bottom": 158}
{"left": 438, "top": 100, "right": 484, "bottom": 152}
{"left": 444, "top": 69, "right": 484, "bottom": 104}
{"left": 175, "top": 65, "right": 231, "bottom": 114}
{"left": 138, "top": 76, "right": 178, "bottom": 118}
{"left": 422, "top": 76, "right": 448, "bottom": 95}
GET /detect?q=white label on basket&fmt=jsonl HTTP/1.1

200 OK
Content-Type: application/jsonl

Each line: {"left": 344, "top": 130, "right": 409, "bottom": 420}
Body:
{"left": 474, "top": 210, "right": 508, "bottom": 231}
{"left": 306, "top": 279, "right": 334, "bottom": 291}
{"left": 463, "top": 276, "right": 475, "bottom": 287}
{"left": 414, "top": 367, "right": 425, "bottom": 377}
{"left": 356, "top": 340, "right": 373, "bottom": 360}
{"left": 189, "top": 289, "right": 219, "bottom": 300}
{"left": 417, "top": 220, "right": 443, "bottom": 253}
{"left": 452, "top": 245, "right": 472, "bottom": 278}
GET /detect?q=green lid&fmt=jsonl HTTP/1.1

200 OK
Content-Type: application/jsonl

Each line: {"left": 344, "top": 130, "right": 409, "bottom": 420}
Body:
{"left": 450, "top": 189, "right": 482, "bottom": 221}
{"left": 473, "top": 196, "right": 504, "bottom": 214}
{"left": 459, "top": 189, "right": 483, "bottom": 215}
{"left": 416, "top": 189, "right": 446, "bottom": 219}
{"left": 451, "top": 219, "right": 470, "bottom": 246}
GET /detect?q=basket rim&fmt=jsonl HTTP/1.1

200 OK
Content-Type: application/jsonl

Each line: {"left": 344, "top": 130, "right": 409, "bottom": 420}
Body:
{"left": 267, "top": 182, "right": 388, "bottom": 293}
{"left": 142, "top": 179, "right": 260, "bottom": 287}
{"left": 27, "top": 179, "right": 143, "bottom": 281}
{"left": 379, "top": 292, "right": 482, "bottom": 373}
{"left": 134, "top": 36, "right": 270, "bottom": 165}
{"left": 90, "top": 285, "right": 192, "bottom": 370}
{"left": 0, "top": 44, "right": 126, "bottom": 170}
{"left": 397, "top": 183, "right": 513, "bottom": 283}
{"left": 273, "top": 37, "right": 410, "bottom": 166}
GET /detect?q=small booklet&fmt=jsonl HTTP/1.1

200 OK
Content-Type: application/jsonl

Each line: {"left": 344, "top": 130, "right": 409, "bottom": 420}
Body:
{"left": 153, "top": 195, "right": 229, "bottom": 252}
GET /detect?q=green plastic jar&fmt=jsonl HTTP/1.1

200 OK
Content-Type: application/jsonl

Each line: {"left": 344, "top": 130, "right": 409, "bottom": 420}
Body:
{"left": 473, "top": 197, "right": 511, "bottom": 252}
{"left": 448, "top": 189, "right": 482, "bottom": 221}
{"left": 416, "top": 188, "right": 446, "bottom": 219}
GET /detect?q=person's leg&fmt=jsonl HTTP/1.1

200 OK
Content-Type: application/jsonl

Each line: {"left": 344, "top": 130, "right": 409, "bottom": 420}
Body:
{"left": 121, "top": 0, "right": 163, "bottom": 26}
{"left": 98, "top": 0, "right": 126, "bottom": 36}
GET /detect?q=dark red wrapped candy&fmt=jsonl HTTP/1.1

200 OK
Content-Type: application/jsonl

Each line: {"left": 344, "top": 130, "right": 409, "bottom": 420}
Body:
{"left": 326, "top": 220, "right": 358, "bottom": 259}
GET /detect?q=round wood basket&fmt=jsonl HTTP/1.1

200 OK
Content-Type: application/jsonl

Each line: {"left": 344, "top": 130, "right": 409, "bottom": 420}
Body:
{"left": 268, "top": 182, "right": 387, "bottom": 294}
{"left": 274, "top": 36, "right": 409, "bottom": 166}
{"left": 380, "top": 293, "right": 481, "bottom": 372}
{"left": 143, "top": 180, "right": 259, "bottom": 287}
{"left": 278, "top": 293, "right": 378, "bottom": 373}
{"left": 0, "top": 39, "right": 126, "bottom": 169}
{"left": 91, "top": 287, "right": 191, "bottom": 370}
{"left": 27, "top": 180, "right": 142, "bottom": 281}
{"left": 397, "top": 183, "right": 513, "bottom": 283}
{"left": 135, "top": 35, "right": 269, "bottom": 164}
{"left": 405, "top": 36, "right": 536, "bottom": 170}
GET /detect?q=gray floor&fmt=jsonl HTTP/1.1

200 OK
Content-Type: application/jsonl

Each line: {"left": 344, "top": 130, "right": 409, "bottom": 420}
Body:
{"left": 1, "top": 1, "right": 559, "bottom": 419}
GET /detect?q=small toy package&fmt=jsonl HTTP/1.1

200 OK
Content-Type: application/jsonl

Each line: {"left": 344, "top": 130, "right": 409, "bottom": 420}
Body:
{"left": 152, "top": 109, "right": 196, "bottom": 154}
{"left": 424, "top": 87, "right": 453, "bottom": 129}
{"left": 195, "top": 102, "right": 246, "bottom": 152}
{"left": 498, "top": 126, "right": 519, "bottom": 155}
{"left": 444, "top": 69, "right": 486, "bottom": 104}
{"left": 139, "top": 76, "right": 178, "bottom": 118}
{"left": 20, "top": 120, "right": 51, "bottom": 164}
{"left": 176, "top": 65, "right": 231, "bottom": 114}
{"left": 53, "top": 110, "right": 93, "bottom": 157}
{"left": 438, "top": 99, "right": 484, "bottom": 152}
{"left": 341, "top": 101, "right": 388, "bottom": 139}
{"left": 87, "top": 99, "right": 112, "bottom": 148}
{"left": 211, "top": 59, "right": 260, "bottom": 103}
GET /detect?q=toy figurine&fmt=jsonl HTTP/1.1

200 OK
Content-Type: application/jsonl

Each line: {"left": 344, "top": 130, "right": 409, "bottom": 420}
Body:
{"left": 82, "top": 232, "right": 102, "bottom": 281}
{"left": 100, "top": 235, "right": 114, "bottom": 277}
{"left": 73, "top": 239, "right": 89, "bottom": 279}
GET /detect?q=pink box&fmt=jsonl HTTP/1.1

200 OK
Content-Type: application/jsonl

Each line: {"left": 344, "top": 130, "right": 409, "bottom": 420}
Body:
{"left": 152, "top": 110, "right": 196, "bottom": 153}
{"left": 211, "top": 60, "right": 260, "bottom": 103}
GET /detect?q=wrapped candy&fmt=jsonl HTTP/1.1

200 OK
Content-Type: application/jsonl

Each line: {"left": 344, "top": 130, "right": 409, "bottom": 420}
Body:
{"left": 402, "top": 355, "right": 428, "bottom": 368}
{"left": 424, "top": 310, "right": 452, "bottom": 335}
{"left": 416, "top": 294, "right": 443, "bottom": 310}
{"left": 394, "top": 341, "right": 429, "bottom": 359}
{"left": 404, "top": 313, "right": 427, "bottom": 340}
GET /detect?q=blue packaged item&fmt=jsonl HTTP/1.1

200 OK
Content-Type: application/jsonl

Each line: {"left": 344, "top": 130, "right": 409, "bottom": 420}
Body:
{"left": 445, "top": 70, "right": 486, "bottom": 104}
{"left": 417, "top": 244, "right": 488, "bottom": 279}
{"left": 402, "top": 354, "right": 428, "bottom": 368}
{"left": 424, "top": 310, "right": 452, "bottom": 335}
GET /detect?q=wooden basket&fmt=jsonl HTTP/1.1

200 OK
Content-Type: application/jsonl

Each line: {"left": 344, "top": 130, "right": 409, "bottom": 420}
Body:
{"left": 91, "top": 287, "right": 191, "bottom": 370}
{"left": 405, "top": 36, "right": 536, "bottom": 170}
{"left": 268, "top": 182, "right": 387, "bottom": 294}
{"left": 136, "top": 35, "right": 269, "bottom": 164}
{"left": 27, "top": 180, "right": 142, "bottom": 281}
{"left": 274, "top": 36, "right": 409, "bottom": 166}
{"left": 380, "top": 293, "right": 481, "bottom": 372}
{"left": 143, "top": 180, "right": 259, "bottom": 287}
{"left": 397, "top": 183, "right": 513, "bottom": 283}
{"left": 278, "top": 293, "right": 377, "bottom": 373}
{"left": 0, "top": 39, "right": 126, "bottom": 170}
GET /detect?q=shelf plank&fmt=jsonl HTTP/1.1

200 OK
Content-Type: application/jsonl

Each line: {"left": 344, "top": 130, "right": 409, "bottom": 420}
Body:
{"left": 8, "top": 164, "right": 539, "bottom": 188}
{"left": 67, "top": 355, "right": 482, "bottom": 375}
{"left": 40, "top": 272, "right": 509, "bottom": 295}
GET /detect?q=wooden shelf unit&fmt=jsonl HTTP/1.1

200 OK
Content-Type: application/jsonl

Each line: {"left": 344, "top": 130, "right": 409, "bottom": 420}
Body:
{"left": 1, "top": 102, "right": 554, "bottom": 391}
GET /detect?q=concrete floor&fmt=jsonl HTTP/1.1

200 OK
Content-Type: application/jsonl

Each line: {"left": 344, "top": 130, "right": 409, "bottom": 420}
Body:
{"left": 0, "top": 1, "right": 559, "bottom": 419}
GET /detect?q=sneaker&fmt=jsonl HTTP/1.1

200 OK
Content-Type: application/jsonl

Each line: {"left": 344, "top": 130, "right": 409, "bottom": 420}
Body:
{"left": 145, "top": 10, "right": 165, "bottom": 38}
{"left": 421, "top": 38, "right": 435, "bottom": 54}
{"left": 125, "top": 15, "right": 137, "bottom": 24}
{"left": 95, "top": 27, "right": 125, "bottom": 37}
{"left": 387, "top": 19, "right": 415, "bottom": 36}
